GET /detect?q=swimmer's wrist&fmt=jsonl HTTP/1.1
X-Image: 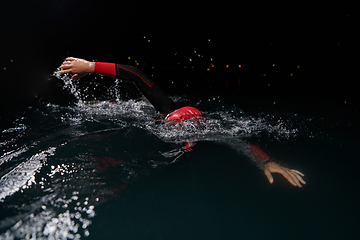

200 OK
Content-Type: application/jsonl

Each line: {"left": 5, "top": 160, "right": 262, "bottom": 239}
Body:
{"left": 258, "top": 158, "right": 273, "bottom": 170}
{"left": 264, "top": 158, "right": 273, "bottom": 164}
{"left": 88, "top": 61, "right": 95, "bottom": 74}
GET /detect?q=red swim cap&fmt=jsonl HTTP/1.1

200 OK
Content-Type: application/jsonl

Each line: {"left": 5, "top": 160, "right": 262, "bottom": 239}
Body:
{"left": 165, "top": 106, "right": 202, "bottom": 122}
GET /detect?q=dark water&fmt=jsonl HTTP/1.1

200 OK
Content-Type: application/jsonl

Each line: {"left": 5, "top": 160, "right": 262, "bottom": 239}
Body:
{"left": 1, "top": 72, "right": 359, "bottom": 239}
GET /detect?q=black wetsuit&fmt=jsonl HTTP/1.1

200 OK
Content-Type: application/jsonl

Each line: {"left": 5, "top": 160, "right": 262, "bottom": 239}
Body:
{"left": 95, "top": 62, "right": 178, "bottom": 114}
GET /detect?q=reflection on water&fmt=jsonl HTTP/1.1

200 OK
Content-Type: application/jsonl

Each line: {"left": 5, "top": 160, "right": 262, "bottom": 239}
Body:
{"left": 0, "top": 72, "right": 354, "bottom": 239}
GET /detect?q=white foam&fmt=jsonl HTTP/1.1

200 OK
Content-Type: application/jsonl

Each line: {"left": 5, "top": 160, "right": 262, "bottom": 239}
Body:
{"left": 0, "top": 147, "right": 56, "bottom": 202}
{"left": 0, "top": 145, "right": 29, "bottom": 166}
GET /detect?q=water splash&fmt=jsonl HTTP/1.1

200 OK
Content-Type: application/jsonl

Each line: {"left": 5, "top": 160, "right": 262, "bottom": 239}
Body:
{"left": 114, "top": 79, "right": 121, "bottom": 102}
{"left": 0, "top": 147, "right": 56, "bottom": 202}
{"left": 51, "top": 67, "right": 299, "bottom": 143}
{"left": 53, "top": 68, "right": 83, "bottom": 104}
{"left": 144, "top": 109, "right": 299, "bottom": 145}
{"left": 0, "top": 68, "right": 317, "bottom": 239}
{"left": 0, "top": 145, "right": 29, "bottom": 166}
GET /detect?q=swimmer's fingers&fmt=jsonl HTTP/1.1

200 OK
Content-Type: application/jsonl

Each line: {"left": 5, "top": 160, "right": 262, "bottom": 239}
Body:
{"left": 59, "top": 62, "right": 76, "bottom": 74}
{"left": 65, "top": 57, "right": 77, "bottom": 62}
{"left": 284, "top": 168, "right": 306, "bottom": 187}
{"left": 59, "top": 57, "right": 94, "bottom": 78}
{"left": 71, "top": 74, "right": 79, "bottom": 80}
{"left": 264, "top": 162, "right": 305, "bottom": 187}
{"left": 291, "top": 169, "right": 305, "bottom": 177}
{"left": 60, "top": 57, "right": 81, "bottom": 69}
{"left": 59, "top": 61, "right": 73, "bottom": 73}
{"left": 291, "top": 169, "right": 306, "bottom": 185}
{"left": 280, "top": 168, "right": 302, "bottom": 187}
{"left": 264, "top": 169, "right": 274, "bottom": 184}
{"left": 61, "top": 61, "right": 71, "bottom": 67}
{"left": 58, "top": 68, "right": 74, "bottom": 74}
{"left": 59, "top": 59, "right": 75, "bottom": 69}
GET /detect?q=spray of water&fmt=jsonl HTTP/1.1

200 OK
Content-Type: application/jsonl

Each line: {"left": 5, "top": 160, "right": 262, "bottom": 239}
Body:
{"left": 0, "top": 68, "right": 318, "bottom": 239}
{"left": 52, "top": 68, "right": 299, "bottom": 143}
{"left": 53, "top": 68, "right": 83, "bottom": 104}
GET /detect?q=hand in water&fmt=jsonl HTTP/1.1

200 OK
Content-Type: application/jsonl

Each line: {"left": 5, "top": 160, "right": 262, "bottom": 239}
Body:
{"left": 59, "top": 57, "right": 95, "bottom": 80}
{"left": 263, "top": 162, "right": 306, "bottom": 187}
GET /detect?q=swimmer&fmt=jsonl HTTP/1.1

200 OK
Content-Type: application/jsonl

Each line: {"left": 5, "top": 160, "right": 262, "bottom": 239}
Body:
{"left": 59, "top": 57, "right": 306, "bottom": 187}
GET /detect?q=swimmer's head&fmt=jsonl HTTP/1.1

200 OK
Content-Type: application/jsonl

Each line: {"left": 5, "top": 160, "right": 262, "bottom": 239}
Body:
{"left": 165, "top": 106, "right": 203, "bottom": 123}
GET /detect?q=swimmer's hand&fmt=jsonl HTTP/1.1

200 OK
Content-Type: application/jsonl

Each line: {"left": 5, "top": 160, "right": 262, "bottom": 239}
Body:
{"left": 59, "top": 57, "right": 95, "bottom": 80}
{"left": 263, "top": 162, "right": 306, "bottom": 187}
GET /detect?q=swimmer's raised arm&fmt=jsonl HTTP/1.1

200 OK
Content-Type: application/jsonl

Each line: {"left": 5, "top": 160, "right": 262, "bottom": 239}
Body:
{"left": 59, "top": 57, "right": 177, "bottom": 114}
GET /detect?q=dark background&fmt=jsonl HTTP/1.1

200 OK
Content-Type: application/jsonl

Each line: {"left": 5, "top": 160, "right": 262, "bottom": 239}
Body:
{"left": 1, "top": 3, "right": 359, "bottom": 239}
{"left": 0, "top": 1, "right": 355, "bottom": 125}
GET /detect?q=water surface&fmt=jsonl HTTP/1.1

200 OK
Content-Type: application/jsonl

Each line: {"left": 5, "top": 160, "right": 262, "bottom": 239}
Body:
{"left": 1, "top": 73, "right": 359, "bottom": 239}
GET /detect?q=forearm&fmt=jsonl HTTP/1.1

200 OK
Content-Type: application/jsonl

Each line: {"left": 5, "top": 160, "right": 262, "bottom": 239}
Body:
{"left": 217, "top": 138, "right": 305, "bottom": 187}
{"left": 217, "top": 138, "right": 270, "bottom": 169}
{"left": 94, "top": 62, "right": 116, "bottom": 78}
{"left": 93, "top": 62, "right": 177, "bottom": 114}
{"left": 243, "top": 144, "right": 270, "bottom": 169}
{"left": 94, "top": 62, "right": 155, "bottom": 87}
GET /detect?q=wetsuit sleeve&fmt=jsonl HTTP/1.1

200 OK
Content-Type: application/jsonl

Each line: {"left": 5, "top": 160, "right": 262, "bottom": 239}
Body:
{"left": 94, "top": 62, "right": 178, "bottom": 114}
{"left": 94, "top": 62, "right": 116, "bottom": 78}
{"left": 217, "top": 138, "right": 270, "bottom": 168}
{"left": 243, "top": 145, "right": 270, "bottom": 167}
